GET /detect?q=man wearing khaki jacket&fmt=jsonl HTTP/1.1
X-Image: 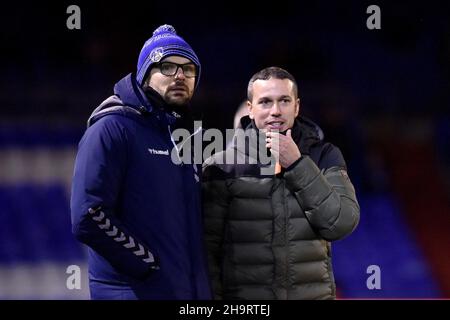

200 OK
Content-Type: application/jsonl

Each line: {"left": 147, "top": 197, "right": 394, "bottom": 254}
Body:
{"left": 202, "top": 67, "right": 360, "bottom": 300}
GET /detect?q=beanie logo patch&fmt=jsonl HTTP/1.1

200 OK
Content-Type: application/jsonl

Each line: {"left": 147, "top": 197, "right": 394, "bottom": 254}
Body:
{"left": 150, "top": 47, "right": 164, "bottom": 63}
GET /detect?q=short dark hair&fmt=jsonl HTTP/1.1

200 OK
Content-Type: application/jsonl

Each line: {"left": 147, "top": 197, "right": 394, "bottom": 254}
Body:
{"left": 247, "top": 67, "right": 299, "bottom": 101}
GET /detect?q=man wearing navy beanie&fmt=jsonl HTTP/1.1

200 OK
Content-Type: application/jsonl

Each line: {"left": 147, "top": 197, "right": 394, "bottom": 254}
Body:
{"left": 70, "top": 24, "right": 211, "bottom": 300}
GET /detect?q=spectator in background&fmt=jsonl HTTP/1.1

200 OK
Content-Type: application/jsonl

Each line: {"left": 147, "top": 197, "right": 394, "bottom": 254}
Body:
{"left": 202, "top": 67, "right": 360, "bottom": 299}
{"left": 70, "top": 25, "right": 211, "bottom": 300}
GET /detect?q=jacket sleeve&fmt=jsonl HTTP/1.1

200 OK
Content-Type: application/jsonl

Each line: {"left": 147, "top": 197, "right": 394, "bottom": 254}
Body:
{"left": 202, "top": 163, "right": 230, "bottom": 300}
{"left": 70, "top": 116, "right": 159, "bottom": 280}
{"left": 284, "top": 145, "right": 360, "bottom": 241}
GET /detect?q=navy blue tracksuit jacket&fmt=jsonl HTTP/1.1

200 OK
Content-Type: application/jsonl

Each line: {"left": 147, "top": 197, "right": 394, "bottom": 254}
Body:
{"left": 70, "top": 73, "right": 211, "bottom": 299}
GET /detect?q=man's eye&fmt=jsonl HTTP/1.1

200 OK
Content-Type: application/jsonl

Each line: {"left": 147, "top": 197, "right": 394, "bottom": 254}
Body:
{"left": 160, "top": 63, "right": 176, "bottom": 73}
{"left": 184, "top": 66, "right": 195, "bottom": 73}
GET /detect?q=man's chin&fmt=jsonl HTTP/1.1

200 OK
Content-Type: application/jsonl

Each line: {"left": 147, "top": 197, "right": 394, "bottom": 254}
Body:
{"left": 165, "top": 95, "right": 190, "bottom": 106}
{"left": 165, "top": 97, "right": 191, "bottom": 109}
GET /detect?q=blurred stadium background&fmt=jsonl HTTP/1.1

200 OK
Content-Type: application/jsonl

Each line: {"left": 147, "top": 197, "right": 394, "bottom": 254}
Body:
{"left": 0, "top": 1, "right": 449, "bottom": 299}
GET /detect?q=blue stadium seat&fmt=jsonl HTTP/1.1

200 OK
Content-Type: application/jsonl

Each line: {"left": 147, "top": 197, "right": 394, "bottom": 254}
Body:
{"left": 0, "top": 184, "right": 85, "bottom": 264}
{"left": 332, "top": 194, "right": 441, "bottom": 298}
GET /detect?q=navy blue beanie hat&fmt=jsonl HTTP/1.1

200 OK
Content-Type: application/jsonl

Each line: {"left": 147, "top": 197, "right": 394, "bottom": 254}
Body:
{"left": 136, "top": 24, "right": 201, "bottom": 88}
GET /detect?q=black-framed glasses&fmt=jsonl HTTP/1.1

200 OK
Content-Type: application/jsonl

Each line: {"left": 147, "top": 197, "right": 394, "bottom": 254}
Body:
{"left": 157, "top": 62, "right": 197, "bottom": 78}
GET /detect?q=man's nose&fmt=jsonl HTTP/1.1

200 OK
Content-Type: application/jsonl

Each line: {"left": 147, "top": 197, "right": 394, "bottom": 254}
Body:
{"left": 270, "top": 102, "right": 281, "bottom": 116}
{"left": 174, "top": 67, "right": 186, "bottom": 80}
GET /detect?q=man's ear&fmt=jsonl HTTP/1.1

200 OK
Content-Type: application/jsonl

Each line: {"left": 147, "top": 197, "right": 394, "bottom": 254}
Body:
{"left": 247, "top": 100, "right": 254, "bottom": 119}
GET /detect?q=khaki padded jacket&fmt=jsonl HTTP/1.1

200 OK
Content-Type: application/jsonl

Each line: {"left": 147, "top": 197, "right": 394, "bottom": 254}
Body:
{"left": 202, "top": 116, "right": 360, "bottom": 300}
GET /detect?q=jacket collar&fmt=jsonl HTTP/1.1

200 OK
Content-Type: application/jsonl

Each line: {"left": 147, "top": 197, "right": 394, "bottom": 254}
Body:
{"left": 113, "top": 73, "right": 153, "bottom": 113}
{"left": 113, "top": 73, "right": 184, "bottom": 127}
